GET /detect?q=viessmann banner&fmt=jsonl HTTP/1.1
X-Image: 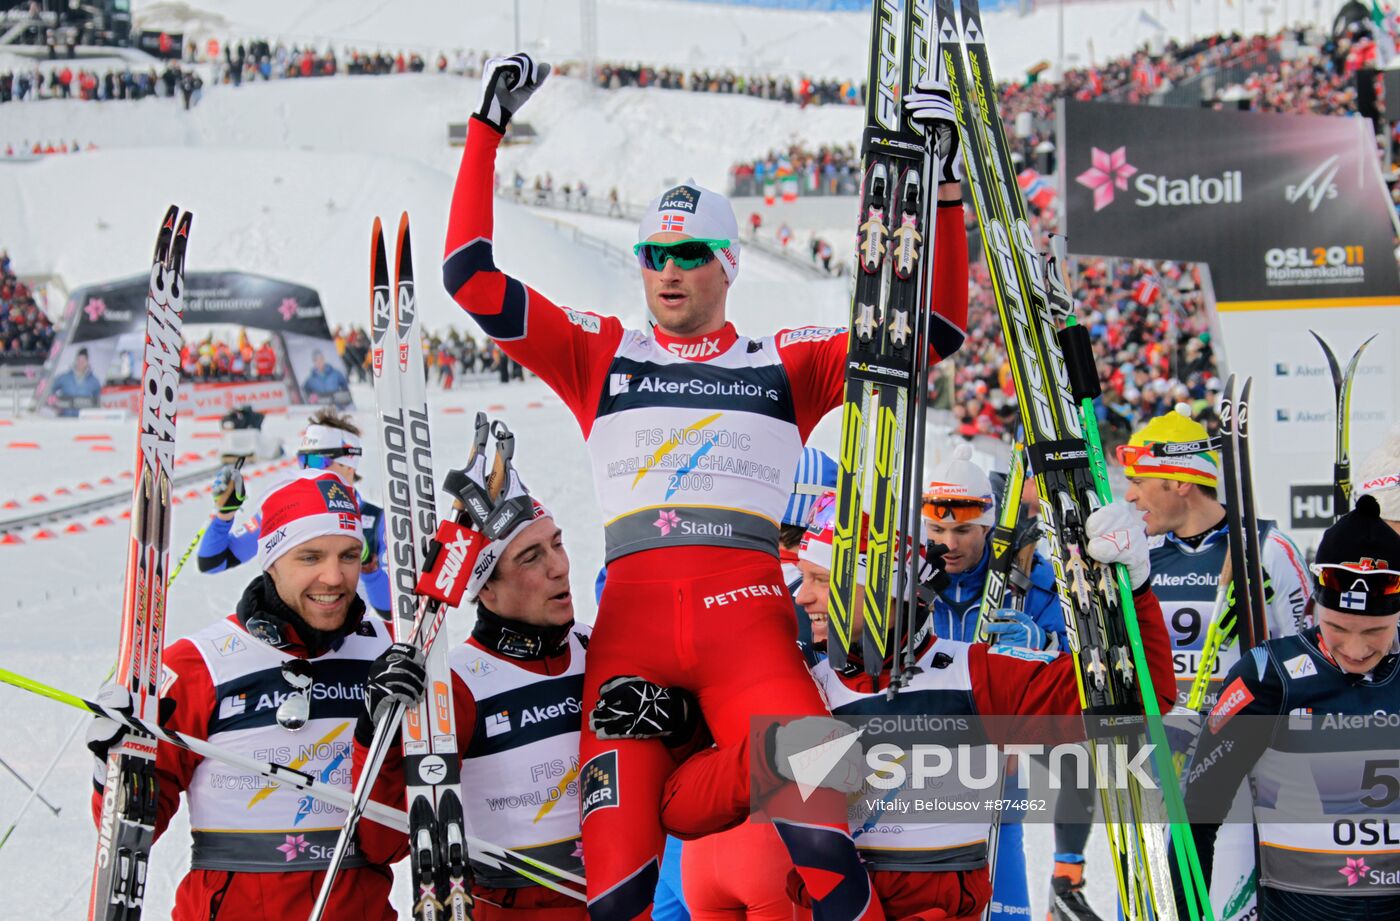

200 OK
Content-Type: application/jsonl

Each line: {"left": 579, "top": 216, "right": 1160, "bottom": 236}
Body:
{"left": 1059, "top": 100, "right": 1400, "bottom": 303}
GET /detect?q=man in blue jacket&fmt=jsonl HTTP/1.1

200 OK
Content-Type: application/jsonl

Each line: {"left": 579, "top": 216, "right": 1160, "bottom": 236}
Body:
{"left": 198, "top": 409, "right": 390, "bottom": 618}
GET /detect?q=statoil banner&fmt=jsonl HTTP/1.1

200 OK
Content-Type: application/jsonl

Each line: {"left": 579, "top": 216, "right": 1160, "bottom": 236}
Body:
{"left": 1058, "top": 100, "right": 1400, "bottom": 305}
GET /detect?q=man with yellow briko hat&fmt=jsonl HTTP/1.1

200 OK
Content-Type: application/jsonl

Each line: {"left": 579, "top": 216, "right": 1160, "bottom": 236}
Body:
{"left": 1043, "top": 406, "right": 1314, "bottom": 921}
{"left": 1117, "top": 404, "right": 1311, "bottom": 708}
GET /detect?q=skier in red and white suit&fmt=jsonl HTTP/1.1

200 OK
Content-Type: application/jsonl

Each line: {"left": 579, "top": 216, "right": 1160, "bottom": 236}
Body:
{"left": 85, "top": 471, "right": 399, "bottom": 921}
{"left": 444, "top": 54, "right": 969, "bottom": 921}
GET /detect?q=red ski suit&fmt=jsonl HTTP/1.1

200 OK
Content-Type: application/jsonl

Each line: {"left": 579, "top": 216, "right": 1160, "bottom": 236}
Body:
{"left": 353, "top": 633, "right": 589, "bottom": 921}
{"left": 445, "top": 115, "right": 968, "bottom": 921}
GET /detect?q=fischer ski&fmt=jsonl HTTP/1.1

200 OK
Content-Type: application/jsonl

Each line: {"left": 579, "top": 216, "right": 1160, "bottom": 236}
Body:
{"left": 89, "top": 204, "right": 191, "bottom": 921}
{"left": 934, "top": 0, "right": 1211, "bottom": 915}
{"left": 829, "top": 0, "right": 943, "bottom": 681}
{"left": 1310, "top": 331, "right": 1376, "bottom": 521}
{"left": 975, "top": 441, "right": 1039, "bottom": 639}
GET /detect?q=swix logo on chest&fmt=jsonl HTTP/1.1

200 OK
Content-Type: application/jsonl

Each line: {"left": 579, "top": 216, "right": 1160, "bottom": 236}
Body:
{"left": 665, "top": 337, "right": 722, "bottom": 360}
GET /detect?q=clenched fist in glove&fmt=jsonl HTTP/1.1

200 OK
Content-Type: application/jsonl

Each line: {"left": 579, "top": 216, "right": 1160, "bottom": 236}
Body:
{"left": 476, "top": 53, "right": 550, "bottom": 133}
{"left": 1085, "top": 501, "right": 1151, "bottom": 591}
{"left": 903, "top": 78, "right": 963, "bottom": 185}
{"left": 766, "top": 716, "right": 866, "bottom": 795}
{"left": 589, "top": 676, "right": 700, "bottom": 746}
{"left": 211, "top": 463, "right": 246, "bottom": 517}
{"left": 355, "top": 643, "right": 427, "bottom": 745}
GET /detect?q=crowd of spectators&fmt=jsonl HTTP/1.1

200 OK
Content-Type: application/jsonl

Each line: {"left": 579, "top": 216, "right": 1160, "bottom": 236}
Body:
{"left": 210, "top": 39, "right": 440, "bottom": 85}
{"left": 173, "top": 332, "right": 280, "bottom": 384}
{"left": 0, "top": 61, "right": 204, "bottom": 107}
{"left": 730, "top": 142, "right": 860, "bottom": 198}
{"left": 0, "top": 251, "right": 54, "bottom": 362}
{"left": 590, "top": 63, "right": 861, "bottom": 107}
{"left": 329, "top": 325, "right": 530, "bottom": 389}
{"left": 945, "top": 247, "right": 1219, "bottom": 445}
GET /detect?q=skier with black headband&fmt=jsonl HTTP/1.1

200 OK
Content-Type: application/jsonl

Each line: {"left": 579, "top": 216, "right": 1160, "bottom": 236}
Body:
{"left": 198, "top": 408, "right": 392, "bottom": 618}
{"left": 84, "top": 470, "right": 411, "bottom": 920}
{"left": 444, "top": 51, "right": 969, "bottom": 921}
{"left": 1180, "top": 493, "right": 1400, "bottom": 919}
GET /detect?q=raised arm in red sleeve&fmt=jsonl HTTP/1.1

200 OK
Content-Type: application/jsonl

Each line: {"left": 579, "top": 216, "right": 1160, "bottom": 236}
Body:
{"left": 89, "top": 637, "right": 211, "bottom": 840}
{"left": 353, "top": 671, "right": 478, "bottom": 864}
{"left": 442, "top": 116, "right": 622, "bottom": 434}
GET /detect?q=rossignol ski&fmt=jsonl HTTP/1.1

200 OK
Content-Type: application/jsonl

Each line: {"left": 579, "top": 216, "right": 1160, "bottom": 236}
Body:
{"left": 90, "top": 204, "right": 191, "bottom": 921}
{"left": 935, "top": 0, "right": 1211, "bottom": 915}
{"left": 1218, "top": 376, "right": 1268, "bottom": 653}
{"left": 309, "top": 215, "right": 471, "bottom": 921}
{"left": 829, "top": 0, "right": 942, "bottom": 681}
{"left": 1310, "top": 331, "right": 1376, "bottom": 521}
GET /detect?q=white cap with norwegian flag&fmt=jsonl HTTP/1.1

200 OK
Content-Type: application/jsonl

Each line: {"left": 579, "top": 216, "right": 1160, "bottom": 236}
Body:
{"left": 638, "top": 179, "right": 741, "bottom": 284}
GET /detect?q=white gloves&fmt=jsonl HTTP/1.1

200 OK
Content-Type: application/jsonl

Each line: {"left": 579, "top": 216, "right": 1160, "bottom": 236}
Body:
{"left": 1085, "top": 501, "right": 1151, "bottom": 591}
{"left": 769, "top": 716, "right": 865, "bottom": 795}
{"left": 903, "top": 78, "right": 963, "bottom": 184}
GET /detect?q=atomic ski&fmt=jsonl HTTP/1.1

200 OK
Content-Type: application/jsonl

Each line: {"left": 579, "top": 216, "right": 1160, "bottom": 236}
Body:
{"left": 829, "top": 0, "right": 942, "bottom": 679}
{"left": 935, "top": 0, "right": 1211, "bottom": 916}
{"left": 89, "top": 205, "right": 191, "bottom": 921}
{"left": 1310, "top": 331, "right": 1376, "bottom": 521}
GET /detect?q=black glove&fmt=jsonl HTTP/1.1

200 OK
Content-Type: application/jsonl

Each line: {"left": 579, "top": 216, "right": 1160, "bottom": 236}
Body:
{"left": 356, "top": 643, "right": 426, "bottom": 746}
{"left": 475, "top": 53, "right": 550, "bottom": 133}
{"left": 920, "top": 540, "right": 951, "bottom": 592}
{"left": 589, "top": 676, "right": 699, "bottom": 746}
{"left": 211, "top": 464, "right": 246, "bottom": 514}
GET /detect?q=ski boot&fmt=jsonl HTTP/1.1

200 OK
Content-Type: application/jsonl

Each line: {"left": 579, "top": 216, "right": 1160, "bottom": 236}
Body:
{"left": 1047, "top": 862, "right": 1106, "bottom": 921}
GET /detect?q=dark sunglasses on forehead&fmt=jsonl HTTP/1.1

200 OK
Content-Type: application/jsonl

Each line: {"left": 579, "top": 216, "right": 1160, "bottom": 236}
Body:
{"left": 277, "top": 659, "right": 314, "bottom": 731}
{"left": 633, "top": 238, "right": 731, "bottom": 272}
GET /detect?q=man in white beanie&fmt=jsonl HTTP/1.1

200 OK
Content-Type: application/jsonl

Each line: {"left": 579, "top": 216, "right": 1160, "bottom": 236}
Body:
{"left": 85, "top": 469, "right": 414, "bottom": 921}
{"left": 443, "top": 52, "right": 971, "bottom": 921}
{"left": 1355, "top": 426, "right": 1400, "bottom": 530}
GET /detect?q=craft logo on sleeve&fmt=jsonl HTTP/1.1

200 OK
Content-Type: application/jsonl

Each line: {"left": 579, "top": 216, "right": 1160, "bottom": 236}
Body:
{"left": 658, "top": 185, "right": 700, "bottom": 214}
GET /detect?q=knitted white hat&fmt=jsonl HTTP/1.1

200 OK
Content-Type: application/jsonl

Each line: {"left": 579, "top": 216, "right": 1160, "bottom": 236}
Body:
{"left": 1356, "top": 427, "right": 1400, "bottom": 521}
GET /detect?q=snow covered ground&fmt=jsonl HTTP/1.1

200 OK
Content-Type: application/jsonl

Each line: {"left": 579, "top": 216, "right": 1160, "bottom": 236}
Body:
{"left": 0, "top": 0, "right": 1257, "bottom": 914}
